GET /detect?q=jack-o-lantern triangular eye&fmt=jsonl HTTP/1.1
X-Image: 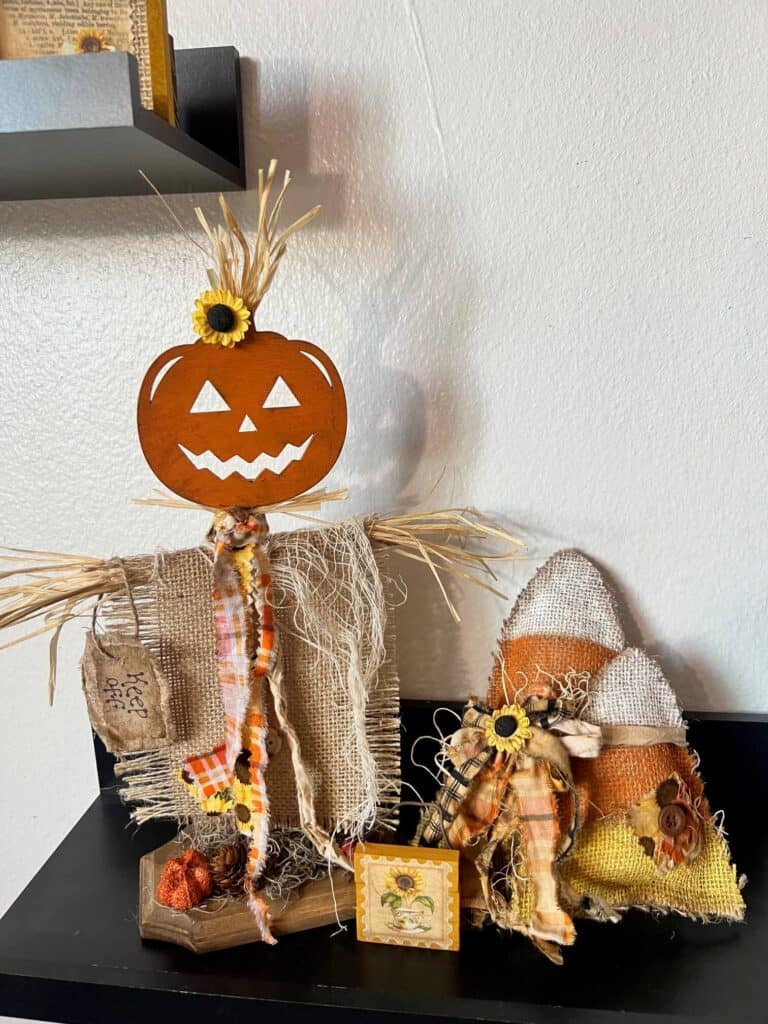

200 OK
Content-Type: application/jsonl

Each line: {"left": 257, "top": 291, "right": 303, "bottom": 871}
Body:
{"left": 263, "top": 376, "right": 300, "bottom": 409}
{"left": 190, "top": 380, "right": 230, "bottom": 414}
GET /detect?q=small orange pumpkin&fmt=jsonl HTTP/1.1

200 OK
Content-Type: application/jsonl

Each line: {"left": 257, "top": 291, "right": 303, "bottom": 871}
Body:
{"left": 137, "top": 328, "right": 347, "bottom": 508}
{"left": 155, "top": 849, "right": 214, "bottom": 911}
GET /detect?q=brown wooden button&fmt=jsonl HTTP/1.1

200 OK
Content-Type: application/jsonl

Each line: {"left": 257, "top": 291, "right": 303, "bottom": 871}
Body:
{"left": 266, "top": 728, "right": 282, "bottom": 756}
{"left": 658, "top": 803, "right": 686, "bottom": 837}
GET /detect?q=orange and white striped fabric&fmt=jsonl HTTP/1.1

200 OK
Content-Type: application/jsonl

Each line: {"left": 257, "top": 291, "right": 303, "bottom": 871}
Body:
{"left": 208, "top": 511, "right": 276, "bottom": 774}
{"left": 183, "top": 510, "right": 278, "bottom": 944}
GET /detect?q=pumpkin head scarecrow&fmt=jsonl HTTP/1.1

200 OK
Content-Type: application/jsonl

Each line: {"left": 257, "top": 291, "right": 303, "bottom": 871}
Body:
{"left": 136, "top": 161, "right": 350, "bottom": 942}
{"left": 0, "top": 161, "right": 527, "bottom": 952}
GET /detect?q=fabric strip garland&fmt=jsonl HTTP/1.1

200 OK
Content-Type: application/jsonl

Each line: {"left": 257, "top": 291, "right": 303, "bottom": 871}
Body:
{"left": 182, "top": 509, "right": 278, "bottom": 943}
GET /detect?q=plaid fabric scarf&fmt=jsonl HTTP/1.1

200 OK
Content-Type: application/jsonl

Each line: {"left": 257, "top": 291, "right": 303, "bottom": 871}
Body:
{"left": 182, "top": 510, "right": 278, "bottom": 943}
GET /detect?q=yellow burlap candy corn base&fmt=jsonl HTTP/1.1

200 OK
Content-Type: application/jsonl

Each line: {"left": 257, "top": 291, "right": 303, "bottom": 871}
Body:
{"left": 560, "top": 817, "right": 745, "bottom": 921}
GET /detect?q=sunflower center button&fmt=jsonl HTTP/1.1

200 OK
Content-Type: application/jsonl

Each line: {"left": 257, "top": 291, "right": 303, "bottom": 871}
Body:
{"left": 207, "top": 303, "right": 236, "bottom": 332}
{"left": 494, "top": 715, "right": 518, "bottom": 738}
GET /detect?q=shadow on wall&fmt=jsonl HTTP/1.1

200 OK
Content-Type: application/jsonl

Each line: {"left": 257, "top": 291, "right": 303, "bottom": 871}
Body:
{"left": 244, "top": 61, "right": 483, "bottom": 513}
{"left": 591, "top": 557, "right": 726, "bottom": 713}
{"left": 242, "top": 57, "right": 348, "bottom": 229}
{"left": 397, "top": 537, "right": 729, "bottom": 711}
{"left": 246, "top": 58, "right": 432, "bottom": 509}
{"left": 391, "top": 553, "right": 468, "bottom": 705}
{"left": 393, "top": 519, "right": 550, "bottom": 704}
{"left": 246, "top": 59, "right": 515, "bottom": 695}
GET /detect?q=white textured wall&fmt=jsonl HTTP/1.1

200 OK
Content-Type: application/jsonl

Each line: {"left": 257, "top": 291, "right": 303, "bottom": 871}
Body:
{"left": 0, "top": 0, "right": 766, "bottom": 946}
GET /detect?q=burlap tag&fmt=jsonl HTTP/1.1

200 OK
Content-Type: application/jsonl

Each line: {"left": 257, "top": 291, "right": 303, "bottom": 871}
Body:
{"left": 81, "top": 632, "right": 174, "bottom": 753}
{"left": 107, "top": 520, "right": 400, "bottom": 838}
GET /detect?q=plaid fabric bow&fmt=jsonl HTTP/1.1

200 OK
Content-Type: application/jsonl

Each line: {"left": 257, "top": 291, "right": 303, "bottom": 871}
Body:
{"left": 182, "top": 509, "right": 278, "bottom": 943}
{"left": 417, "top": 700, "right": 499, "bottom": 847}
{"left": 416, "top": 696, "right": 601, "bottom": 959}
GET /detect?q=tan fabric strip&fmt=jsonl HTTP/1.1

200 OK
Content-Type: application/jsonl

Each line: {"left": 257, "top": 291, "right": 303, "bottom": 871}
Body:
{"left": 601, "top": 724, "right": 687, "bottom": 748}
{"left": 526, "top": 727, "right": 573, "bottom": 782}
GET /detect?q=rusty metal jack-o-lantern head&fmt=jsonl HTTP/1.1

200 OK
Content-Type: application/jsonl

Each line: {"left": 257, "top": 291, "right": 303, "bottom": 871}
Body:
{"left": 136, "top": 162, "right": 347, "bottom": 510}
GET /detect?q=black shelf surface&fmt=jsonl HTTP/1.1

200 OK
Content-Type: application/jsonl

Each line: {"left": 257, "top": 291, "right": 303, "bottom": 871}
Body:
{"left": 0, "top": 707, "right": 764, "bottom": 1024}
{"left": 0, "top": 47, "right": 245, "bottom": 200}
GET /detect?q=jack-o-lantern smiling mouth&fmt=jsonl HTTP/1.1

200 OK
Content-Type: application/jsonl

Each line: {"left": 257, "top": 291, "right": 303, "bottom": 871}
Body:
{"left": 177, "top": 435, "right": 314, "bottom": 482}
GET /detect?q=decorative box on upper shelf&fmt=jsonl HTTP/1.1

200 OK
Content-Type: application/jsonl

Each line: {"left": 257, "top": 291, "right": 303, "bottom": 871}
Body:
{"left": 0, "top": 46, "right": 245, "bottom": 201}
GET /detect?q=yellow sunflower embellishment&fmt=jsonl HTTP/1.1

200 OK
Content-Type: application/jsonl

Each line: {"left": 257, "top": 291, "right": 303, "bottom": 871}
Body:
{"left": 192, "top": 289, "right": 251, "bottom": 347}
{"left": 485, "top": 703, "right": 533, "bottom": 755}
{"left": 74, "top": 28, "right": 112, "bottom": 53}
{"left": 383, "top": 866, "right": 424, "bottom": 902}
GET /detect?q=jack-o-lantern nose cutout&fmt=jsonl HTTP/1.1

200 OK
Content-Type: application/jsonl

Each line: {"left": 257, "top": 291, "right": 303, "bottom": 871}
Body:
{"left": 137, "top": 328, "right": 347, "bottom": 508}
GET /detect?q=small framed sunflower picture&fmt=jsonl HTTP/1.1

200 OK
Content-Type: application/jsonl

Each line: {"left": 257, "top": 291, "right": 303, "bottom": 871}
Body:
{"left": 354, "top": 843, "right": 460, "bottom": 951}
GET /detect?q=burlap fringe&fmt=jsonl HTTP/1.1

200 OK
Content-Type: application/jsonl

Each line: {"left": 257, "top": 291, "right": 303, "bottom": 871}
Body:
{"left": 264, "top": 525, "right": 401, "bottom": 840}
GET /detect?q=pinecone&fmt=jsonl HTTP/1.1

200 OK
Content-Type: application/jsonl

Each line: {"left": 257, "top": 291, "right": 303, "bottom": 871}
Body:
{"left": 210, "top": 841, "right": 247, "bottom": 896}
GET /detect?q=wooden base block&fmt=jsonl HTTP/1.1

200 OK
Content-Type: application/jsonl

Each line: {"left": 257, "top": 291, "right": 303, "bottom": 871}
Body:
{"left": 139, "top": 838, "right": 356, "bottom": 953}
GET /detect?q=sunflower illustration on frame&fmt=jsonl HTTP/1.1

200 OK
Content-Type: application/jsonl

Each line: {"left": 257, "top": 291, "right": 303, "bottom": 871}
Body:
{"left": 72, "top": 27, "right": 114, "bottom": 53}
{"left": 354, "top": 844, "right": 460, "bottom": 950}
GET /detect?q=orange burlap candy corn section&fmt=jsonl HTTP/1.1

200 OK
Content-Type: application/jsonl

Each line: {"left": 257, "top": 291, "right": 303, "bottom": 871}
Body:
{"left": 487, "top": 549, "right": 625, "bottom": 708}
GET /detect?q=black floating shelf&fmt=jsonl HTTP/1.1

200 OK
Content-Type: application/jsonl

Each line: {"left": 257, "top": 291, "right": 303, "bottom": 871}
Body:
{"left": 0, "top": 46, "right": 245, "bottom": 201}
{"left": 0, "top": 707, "right": 765, "bottom": 1024}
